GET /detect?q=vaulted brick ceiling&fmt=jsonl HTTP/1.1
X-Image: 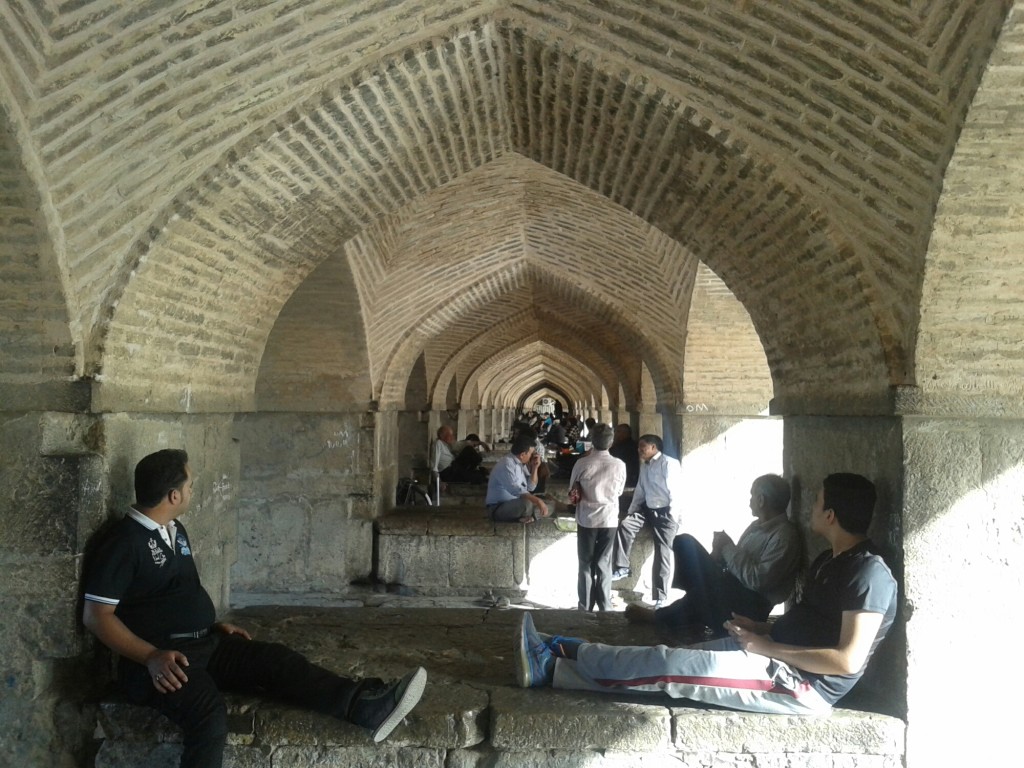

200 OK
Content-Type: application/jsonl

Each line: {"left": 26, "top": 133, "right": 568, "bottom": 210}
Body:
{"left": 0, "top": 1, "right": 1012, "bottom": 413}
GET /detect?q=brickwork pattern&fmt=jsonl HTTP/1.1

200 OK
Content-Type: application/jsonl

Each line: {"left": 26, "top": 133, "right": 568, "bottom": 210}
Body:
{"left": 0, "top": 109, "right": 75, "bottom": 387}
{"left": 0, "top": 0, "right": 1016, "bottom": 413}
{"left": 684, "top": 264, "right": 773, "bottom": 413}
{"left": 917, "top": 2, "right": 1024, "bottom": 404}
{"left": 256, "top": 252, "right": 371, "bottom": 411}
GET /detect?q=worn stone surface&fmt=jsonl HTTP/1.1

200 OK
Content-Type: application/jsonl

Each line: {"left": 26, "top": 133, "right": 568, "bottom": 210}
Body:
{"left": 490, "top": 687, "right": 671, "bottom": 751}
{"left": 272, "top": 745, "right": 446, "bottom": 767}
{"left": 672, "top": 709, "right": 905, "bottom": 754}
{"left": 233, "top": 412, "right": 376, "bottom": 593}
{"left": 91, "top": 607, "right": 905, "bottom": 766}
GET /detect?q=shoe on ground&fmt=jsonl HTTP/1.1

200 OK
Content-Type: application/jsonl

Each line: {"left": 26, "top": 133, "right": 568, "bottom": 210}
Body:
{"left": 612, "top": 568, "right": 631, "bottom": 580}
{"left": 624, "top": 603, "right": 658, "bottom": 624}
{"left": 349, "top": 667, "right": 427, "bottom": 743}
{"left": 515, "top": 612, "right": 555, "bottom": 688}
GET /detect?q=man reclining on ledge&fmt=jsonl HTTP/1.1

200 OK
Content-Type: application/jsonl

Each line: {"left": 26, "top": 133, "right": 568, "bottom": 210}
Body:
{"left": 83, "top": 449, "right": 427, "bottom": 768}
{"left": 515, "top": 473, "right": 896, "bottom": 715}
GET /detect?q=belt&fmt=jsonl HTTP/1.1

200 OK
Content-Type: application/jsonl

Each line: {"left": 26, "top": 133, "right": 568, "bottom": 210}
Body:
{"left": 168, "top": 628, "right": 211, "bottom": 640}
{"left": 644, "top": 505, "right": 671, "bottom": 514}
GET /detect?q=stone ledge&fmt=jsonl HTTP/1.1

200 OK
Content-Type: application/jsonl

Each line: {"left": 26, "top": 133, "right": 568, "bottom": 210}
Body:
{"left": 91, "top": 607, "right": 906, "bottom": 768}
{"left": 375, "top": 511, "right": 652, "bottom": 597}
{"left": 96, "top": 691, "right": 904, "bottom": 767}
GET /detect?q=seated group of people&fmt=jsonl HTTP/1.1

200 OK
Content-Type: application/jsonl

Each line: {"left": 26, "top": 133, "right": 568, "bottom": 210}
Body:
{"left": 83, "top": 444, "right": 897, "bottom": 768}
{"left": 517, "top": 467, "right": 897, "bottom": 717}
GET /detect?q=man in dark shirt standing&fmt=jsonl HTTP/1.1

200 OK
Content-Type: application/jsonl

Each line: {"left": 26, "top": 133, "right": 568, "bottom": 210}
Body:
{"left": 83, "top": 449, "right": 427, "bottom": 768}
{"left": 515, "top": 473, "right": 897, "bottom": 715}
{"left": 608, "top": 424, "right": 640, "bottom": 487}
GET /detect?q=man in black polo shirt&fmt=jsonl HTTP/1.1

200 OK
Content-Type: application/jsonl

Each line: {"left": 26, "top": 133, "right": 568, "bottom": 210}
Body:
{"left": 83, "top": 449, "right": 426, "bottom": 768}
{"left": 515, "top": 473, "right": 897, "bottom": 715}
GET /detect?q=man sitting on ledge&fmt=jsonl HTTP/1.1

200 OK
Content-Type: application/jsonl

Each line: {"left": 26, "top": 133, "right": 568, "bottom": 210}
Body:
{"left": 627, "top": 473, "right": 802, "bottom": 638}
{"left": 516, "top": 473, "right": 896, "bottom": 715}
{"left": 83, "top": 449, "right": 427, "bottom": 768}
{"left": 485, "top": 433, "right": 550, "bottom": 523}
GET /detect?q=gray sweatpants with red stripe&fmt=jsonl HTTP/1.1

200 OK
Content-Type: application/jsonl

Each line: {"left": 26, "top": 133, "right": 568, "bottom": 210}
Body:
{"left": 552, "top": 637, "right": 831, "bottom": 715}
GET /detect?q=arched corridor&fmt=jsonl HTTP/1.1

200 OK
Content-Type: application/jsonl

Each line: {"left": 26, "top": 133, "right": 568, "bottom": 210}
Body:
{"left": 1, "top": 2, "right": 1022, "bottom": 765}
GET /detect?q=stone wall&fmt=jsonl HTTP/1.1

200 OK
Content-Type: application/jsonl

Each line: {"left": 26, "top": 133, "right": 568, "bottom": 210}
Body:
{"left": 783, "top": 416, "right": 906, "bottom": 717}
{"left": 901, "top": 417, "right": 1024, "bottom": 765}
{"left": 0, "top": 411, "right": 101, "bottom": 767}
{"left": 232, "top": 412, "right": 376, "bottom": 595}
{"left": 0, "top": 409, "right": 237, "bottom": 766}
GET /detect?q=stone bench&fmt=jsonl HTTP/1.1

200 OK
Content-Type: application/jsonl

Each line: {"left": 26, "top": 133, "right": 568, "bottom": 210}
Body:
{"left": 376, "top": 507, "right": 529, "bottom": 594}
{"left": 95, "top": 692, "right": 904, "bottom": 767}
{"left": 375, "top": 506, "right": 658, "bottom": 601}
{"left": 91, "top": 606, "right": 905, "bottom": 767}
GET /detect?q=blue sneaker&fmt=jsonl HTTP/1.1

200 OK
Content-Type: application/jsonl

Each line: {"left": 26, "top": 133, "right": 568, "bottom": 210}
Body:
{"left": 516, "top": 612, "right": 555, "bottom": 687}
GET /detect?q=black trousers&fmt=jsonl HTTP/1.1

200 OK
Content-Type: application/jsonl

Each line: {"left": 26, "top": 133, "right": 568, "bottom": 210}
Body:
{"left": 656, "top": 533, "right": 773, "bottom": 635}
{"left": 577, "top": 526, "right": 616, "bottom": 611}
{"left": 613, "top": 505, "right": 678, "bottom": 601}
{"left": 120, "top": 634, "right": 370, "bottom": 768}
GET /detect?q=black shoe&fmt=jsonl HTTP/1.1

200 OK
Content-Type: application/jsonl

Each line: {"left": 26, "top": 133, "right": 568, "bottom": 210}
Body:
{"left": 612, "top": 568, "right": 631, "bottom": 580}
{"left": 349, "top": 667, "right": 427, "bottom": 742}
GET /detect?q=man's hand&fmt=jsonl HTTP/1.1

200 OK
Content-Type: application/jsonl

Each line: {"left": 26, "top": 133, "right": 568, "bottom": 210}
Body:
{"left": 711, "top": 530, "right": 733, "bottom": 561}
{"left": 524, "top": 493, "right": 549, "bottom": 517}
{"left": 724, "top": 612, "right": 771, "bottom": 636}
{"left": 144, "top": 648, "right": 190, "bottom": 692}
{"left": 214, "top": 622, "right": 252, "bottom": 640}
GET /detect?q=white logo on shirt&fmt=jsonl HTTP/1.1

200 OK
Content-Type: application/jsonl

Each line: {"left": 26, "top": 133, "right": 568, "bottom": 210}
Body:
{"left": 148, "top": 537, "right": 167, "bottom": 567}
{"left": 176, "top": 533, "right": 191, "bottom": 556}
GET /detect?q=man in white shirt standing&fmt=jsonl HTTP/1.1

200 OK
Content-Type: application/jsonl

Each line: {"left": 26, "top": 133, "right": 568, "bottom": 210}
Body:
{"left": 568, "top": 424, "right": 627, "bottom": 611}
{"left": 612, "top": 434, "right": 684, "bottom": 607}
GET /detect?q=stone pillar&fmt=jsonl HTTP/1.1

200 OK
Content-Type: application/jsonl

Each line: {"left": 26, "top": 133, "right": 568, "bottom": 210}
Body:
{"left": 659, "top": 407, "right": 683, "bottom": 459}
{"left": 459, "top": 408, "right": 479, "bottom": 439}
{"left": 899, "top": 412, "right": 1024, "bottom": 766}
{"left": 637, "top": 404, "right": 661, "bottom": 442}
{"left": 374, "top": 409, "right": 400, "bottom": 513}
{"left": 0, "top": 409, "right": 104, "bottom": 766}
{"left": 426, "top": 409, "right": 443, "bottom": 455}
{"left": 397, "top": 407, "right": 427, "bottom": 478}
{"left": 783, "top": 415, "right": 905, "bottom": 715}
{"left": 233, "top": 410, "right": 374, "bottom": 594}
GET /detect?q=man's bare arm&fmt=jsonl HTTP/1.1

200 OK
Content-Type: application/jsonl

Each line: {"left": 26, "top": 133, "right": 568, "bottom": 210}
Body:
{"left": 727, "top": 610, "right": 884, "bottom": 676}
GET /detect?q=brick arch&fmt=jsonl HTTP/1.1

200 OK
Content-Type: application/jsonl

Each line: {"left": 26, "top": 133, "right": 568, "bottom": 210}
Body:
{"left": 684, "top": 264, "right": 773, "bottom": 414}
{"left": 471, "top": 341, "right": 601, "bottom": 407}
{"left": 459, "top": 337, "right": 611, "bottom": 411}
{"left": 0, "top": 101, "right": 77, "bottom": 402}
{"left": 916, "top": 5, "right": 1024, "bottom": 412}
{"left": 430, "top": 308, "right": 632, "bottom": 412}
{"left": 378, "top": 258, "right": 678, "bottom": 410}
{"left": 85, "top": 5, "right": 1008, "bottom": 411}
{"left": 349, "top": 156, "right": 693, "bottom": 396}
{"left": 519, "top": 386, "right": 574, "bottom": 414}
{"left": 255, "top": 253, "right": 371, "bottom": 411}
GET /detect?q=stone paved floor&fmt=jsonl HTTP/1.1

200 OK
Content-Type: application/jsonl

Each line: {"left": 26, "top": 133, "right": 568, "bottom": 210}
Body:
{"left": 224, "top": 595, "right": 690, "bottom": 689}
